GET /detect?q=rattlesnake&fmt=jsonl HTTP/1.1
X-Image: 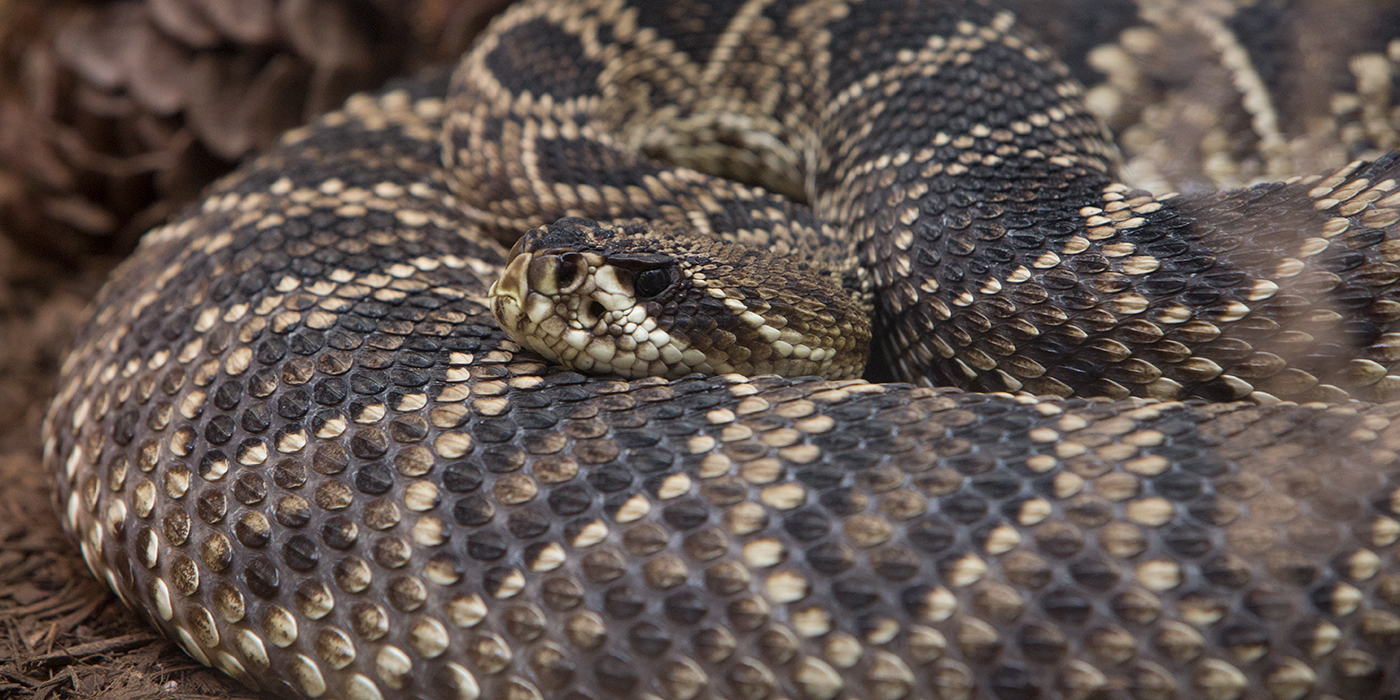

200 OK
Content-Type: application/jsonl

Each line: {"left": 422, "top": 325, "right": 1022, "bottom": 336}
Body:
{"left": 42, "top": 0, "right": 1400, "bottom": 698}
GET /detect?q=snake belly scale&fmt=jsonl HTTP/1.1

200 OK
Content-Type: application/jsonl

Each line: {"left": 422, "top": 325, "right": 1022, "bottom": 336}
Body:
{"left": 39, "top": 0, "right": 1400, "bottom": 699}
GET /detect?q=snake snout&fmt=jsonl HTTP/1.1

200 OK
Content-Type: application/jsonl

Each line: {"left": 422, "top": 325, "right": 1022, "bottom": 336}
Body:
{"left": 488, "top": 251, "right": 530, "bottom": 331}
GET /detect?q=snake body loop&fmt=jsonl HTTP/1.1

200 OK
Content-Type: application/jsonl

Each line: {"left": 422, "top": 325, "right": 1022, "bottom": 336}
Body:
{"left": 42, "top": 1, "right": 1400, "bottom": 699}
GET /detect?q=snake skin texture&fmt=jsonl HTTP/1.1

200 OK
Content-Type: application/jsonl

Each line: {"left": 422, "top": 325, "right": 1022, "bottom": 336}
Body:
{"left": 39, "top": 0, "right": 1400, "bottom": 699}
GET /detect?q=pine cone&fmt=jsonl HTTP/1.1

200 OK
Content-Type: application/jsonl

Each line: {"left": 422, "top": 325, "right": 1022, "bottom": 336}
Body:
{"left": 0, "top": 0, "right": 509, "bottom": 258}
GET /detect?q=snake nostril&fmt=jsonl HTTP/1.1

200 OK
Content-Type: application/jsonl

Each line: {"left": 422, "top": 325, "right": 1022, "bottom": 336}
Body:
{"left": 558, "top": 253, "right": 584, "bottom": 291}
{"left": 588, "top": 301, "right": 605, "bottom": 320}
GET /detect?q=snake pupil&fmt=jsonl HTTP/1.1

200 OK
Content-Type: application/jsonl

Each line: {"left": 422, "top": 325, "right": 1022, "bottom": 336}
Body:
{"left": 634, "top": 267, "right": 671, "bottom": 298}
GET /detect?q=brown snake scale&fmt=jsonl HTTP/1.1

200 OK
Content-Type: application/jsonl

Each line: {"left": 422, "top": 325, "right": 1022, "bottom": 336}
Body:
{"left": 39, "top": 0, "right": 1400, "bottom": 698}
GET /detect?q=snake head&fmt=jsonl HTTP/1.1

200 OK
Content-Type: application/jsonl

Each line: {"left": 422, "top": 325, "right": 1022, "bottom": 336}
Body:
{"left": 490, "top": 217, "right": 870, "bottom": 379}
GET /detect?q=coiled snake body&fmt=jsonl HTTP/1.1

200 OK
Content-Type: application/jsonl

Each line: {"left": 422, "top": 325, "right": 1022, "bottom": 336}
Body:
{"left": 42, "top": 1, "right": 1400, "bottom": 698}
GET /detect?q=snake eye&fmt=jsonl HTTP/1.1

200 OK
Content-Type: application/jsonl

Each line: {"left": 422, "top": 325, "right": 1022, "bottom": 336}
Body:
{"left": 633, "top": 267, "right": 672, "bottom": 299}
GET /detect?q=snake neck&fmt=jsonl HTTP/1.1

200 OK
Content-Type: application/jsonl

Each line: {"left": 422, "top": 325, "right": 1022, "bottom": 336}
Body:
{"left": 800, "top": 1, "right": 1129, "bottom": 389}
